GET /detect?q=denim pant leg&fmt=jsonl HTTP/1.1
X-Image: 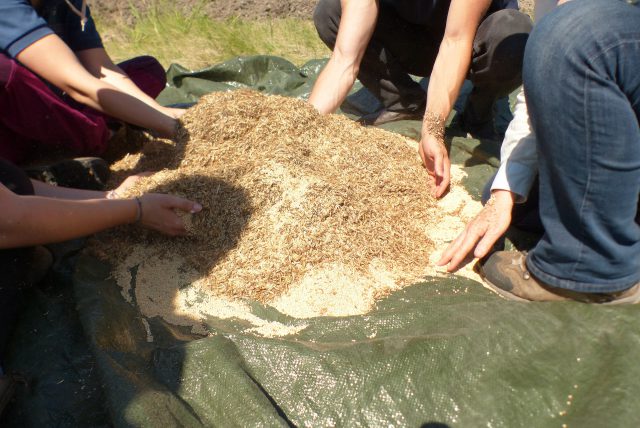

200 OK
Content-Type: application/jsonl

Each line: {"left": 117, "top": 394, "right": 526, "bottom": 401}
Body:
{"left": 524, "top": 0, "right": 640, "bottom": 292}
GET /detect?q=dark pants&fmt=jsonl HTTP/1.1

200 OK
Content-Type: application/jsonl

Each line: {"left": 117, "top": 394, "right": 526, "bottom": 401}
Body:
{"left": 0, "top": 160, "right": 34, "bottom": 362}
{"left": 524, "top": 0, "right": 640, "bottom": 292}
{"left": 0, "top": 55, "right": 166, "bottom": 165}
{"left": 313, "top": 0, "right": 532, "bottom": 126}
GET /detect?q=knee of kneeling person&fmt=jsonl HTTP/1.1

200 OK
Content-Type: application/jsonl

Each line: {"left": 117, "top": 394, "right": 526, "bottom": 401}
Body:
{"left": 117, "top": 55, "right": 167, "bottom": 98}
{"left": 471, "top": 10, "right": 532, "bottom": 91}
{"left": 313, "top": 0, "right": 341, "bottom": 48}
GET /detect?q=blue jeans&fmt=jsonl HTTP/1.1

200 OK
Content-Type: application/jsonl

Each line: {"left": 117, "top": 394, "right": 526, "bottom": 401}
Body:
{"left": 524, "top": 0, "right": 640, "bottom": 292}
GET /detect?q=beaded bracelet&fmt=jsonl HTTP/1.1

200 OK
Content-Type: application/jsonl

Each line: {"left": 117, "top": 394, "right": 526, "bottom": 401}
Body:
{"left": 134, "top": 197, "right": 143, "bottom": 223}
{"left": 106, "top": 190, "right": 142, "bottom": 223}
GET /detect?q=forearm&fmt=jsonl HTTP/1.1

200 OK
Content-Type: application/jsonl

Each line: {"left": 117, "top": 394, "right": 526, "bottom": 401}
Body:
{"left": 308, "top": 0, "right": 378, "bottom": 114}
{"left": 17, "top": 35, "right": 177, "bottom": 138}
{"left": 95, "top": 87, "right": 176, "bottom": 136}
{"left": 0, "top": 196, "right": 138, "bottom": 248}
{"left": 309, "top": 56, "right": 358, "bottom": 114}
{"left": 31, "top": 179, "right": 106, "bottom": 200}
{"left": 423, "top": 37, "right": 472, "bottom": 124}
{"left": 99, "top": 62, "right": 166, "bottom": 111}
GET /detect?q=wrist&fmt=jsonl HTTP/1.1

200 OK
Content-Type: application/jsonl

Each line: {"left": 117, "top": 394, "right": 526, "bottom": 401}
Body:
{"left": 156, "top": 115, "right": 179, "bottom": 139}
{"left": 422, "top": 111, "right": 445, "bottom": 142}
{"left": 489, "top": 189, "right": 516, "bottom": 206}
{"left": 167, "top": 118, "right": 179, "bottom": 139}
{"left": 130, "top": 197, "right": 143, "bottom": 224}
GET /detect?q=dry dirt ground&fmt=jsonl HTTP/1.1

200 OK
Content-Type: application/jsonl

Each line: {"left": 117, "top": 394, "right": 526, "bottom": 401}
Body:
{"left": 90, "top": 0, "right": 535, "bottom": 21}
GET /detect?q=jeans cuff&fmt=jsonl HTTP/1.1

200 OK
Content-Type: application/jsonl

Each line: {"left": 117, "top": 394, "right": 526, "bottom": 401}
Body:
{"left": 526, "top": 253, "right": 640, "bottom": 293}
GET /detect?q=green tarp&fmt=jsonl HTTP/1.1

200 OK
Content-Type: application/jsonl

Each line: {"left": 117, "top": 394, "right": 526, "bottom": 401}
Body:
{"left": 3, "top": 56, "right": 639, "bottom": 427}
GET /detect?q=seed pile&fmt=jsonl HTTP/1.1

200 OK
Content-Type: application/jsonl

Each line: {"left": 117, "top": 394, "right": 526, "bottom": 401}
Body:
{"left": 96, "top": 90, "right": 437, "bottom": 307}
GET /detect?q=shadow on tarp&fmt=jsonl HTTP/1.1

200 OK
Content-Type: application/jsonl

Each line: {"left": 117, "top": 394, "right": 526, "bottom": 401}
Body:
{"left": 1, "top": 240, "right": 110, "bottom": 427}
{"left": 5, "top": 55, "right": 640, "bottom": 427}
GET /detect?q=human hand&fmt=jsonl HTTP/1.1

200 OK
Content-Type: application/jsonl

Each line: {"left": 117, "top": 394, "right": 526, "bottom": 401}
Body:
{"left": 162, "top": 106, "right": 187, "bottom": 120}
{"left": 437, "top": 190, "right": 515, "bottom": 271}
{"left": 137, "top": 193, "right": 202, "bottom": 236}
{"left": 419, "top": 133, "right": 450, "bottom": 198}
{"left": 150, "top": 107, "right": 186, "bottom": 139}
{"left": 112, "top": 172, "right": 154, "bottom": 197}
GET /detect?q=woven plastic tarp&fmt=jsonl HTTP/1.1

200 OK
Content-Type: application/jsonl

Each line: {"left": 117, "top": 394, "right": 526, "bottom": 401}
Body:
{"left": 3, "top": 56, "right": 639, "bottom": 427}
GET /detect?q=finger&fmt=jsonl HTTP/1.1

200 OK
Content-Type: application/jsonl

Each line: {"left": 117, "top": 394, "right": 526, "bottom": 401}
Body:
{"left": 434, "top": 150, "right": 444, "bottom": 179}
{"left": 436, "top": 154, "right": 451, "bottom": 198}
{"left": 435, "top": 153, "right": 450, "bottom": 198}
{"left": 172, "top": 223, "right": 188, "bottom": 236}
{"left": 446, "top": 226, "right": 486, "bottom": 272}
{"left": 474, "top": 223, "right": 509, "bottom": 258}
{"left": 432, "top": 152, "right": 444, "bottom": 197}
{"left": 166, "top": 217, "right": 188, "bottom": 236}
{"left": 437, "top": 229, "right": 468, "bottom": 266}
{"left": 171, "top": 197, "right": 203, "bottom": 214}
{"left": 474, "top": 235, "right": 498, "bottom": 259}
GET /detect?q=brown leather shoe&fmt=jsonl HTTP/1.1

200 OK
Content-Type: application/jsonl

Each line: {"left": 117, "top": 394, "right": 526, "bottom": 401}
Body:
{"left": 477, "top": 251, "right": 640, "bottom": 304}
{"left": 25, "top": 157, "right": 110, "bottom": 191}
{"left": 358, "top": 108, "right": 424, "bottom": 126}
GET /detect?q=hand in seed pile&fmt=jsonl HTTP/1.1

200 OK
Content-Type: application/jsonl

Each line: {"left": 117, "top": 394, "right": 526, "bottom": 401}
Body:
{"left": 138, "top": 194, "right": 202, "bottom": 236}
{"left": 419, "top": 133, "right": 450, "bottom": 198}
{"left": 438, "top": 190, "right": 515, "bottom": 271}
{"left": 113, "top": 172, "right": 153, "bottom": 195}
{"left": 109, "top": 172, "right": 202, "bottom": 236}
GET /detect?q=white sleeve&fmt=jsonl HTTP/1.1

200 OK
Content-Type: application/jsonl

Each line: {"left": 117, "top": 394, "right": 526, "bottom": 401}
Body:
{"left": 490, "top": 0, "right": 559, "bottom": 202}
{"left": 490, "top": 88, "right": 538, "bottom": 203}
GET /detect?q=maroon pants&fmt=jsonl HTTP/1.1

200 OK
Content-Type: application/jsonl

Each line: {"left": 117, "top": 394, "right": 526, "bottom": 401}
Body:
{"left": 0, "top": 55, "right": 166, "bottom": 164}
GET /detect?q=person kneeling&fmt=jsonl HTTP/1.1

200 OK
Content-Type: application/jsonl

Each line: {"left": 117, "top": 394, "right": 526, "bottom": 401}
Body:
{"left": 0, "top": 158, "right": 202, "bottom": 412}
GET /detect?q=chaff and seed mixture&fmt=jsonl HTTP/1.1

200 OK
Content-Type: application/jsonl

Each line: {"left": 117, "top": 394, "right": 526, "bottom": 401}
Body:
{"left": 91, "top": 90, "right": 482, "bottom": 336}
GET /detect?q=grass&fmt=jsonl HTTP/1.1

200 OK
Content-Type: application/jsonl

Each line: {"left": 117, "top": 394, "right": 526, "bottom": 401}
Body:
{"left": 95, "top": 2, "right": 329, "bottom": 70}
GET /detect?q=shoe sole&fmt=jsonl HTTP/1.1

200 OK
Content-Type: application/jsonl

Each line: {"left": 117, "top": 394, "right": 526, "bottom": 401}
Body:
{"left": 481, "top": 278, "right": 533, "bottom": 302}
{"left": 603, "top": 284, "right": 640, "bottom": 305}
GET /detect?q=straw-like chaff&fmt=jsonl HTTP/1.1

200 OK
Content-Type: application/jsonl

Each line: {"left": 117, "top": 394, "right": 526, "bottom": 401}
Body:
{"left": 95, "top": 90, "right": 436, "bottom": 304}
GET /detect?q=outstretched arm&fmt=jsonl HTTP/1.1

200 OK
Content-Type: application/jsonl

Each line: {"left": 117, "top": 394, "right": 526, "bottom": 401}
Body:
{"left": 308, "top": 0, "right": 379, "bottom": 114}
{"left": 419, "top": 0, "right": 492, "bottom": 198}
{"left": 16, "top": 34, "right": 178, "bottom": 138}
{"left": 0, "top": 177, "right": 202, "bottom": 249}
{"left": 76, "top": 48, "right": 185, "bottom": 121}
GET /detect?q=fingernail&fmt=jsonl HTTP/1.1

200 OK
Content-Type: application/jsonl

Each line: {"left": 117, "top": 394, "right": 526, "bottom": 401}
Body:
{"left": 191, "top": 203, "right": 202, "bottom": 213}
